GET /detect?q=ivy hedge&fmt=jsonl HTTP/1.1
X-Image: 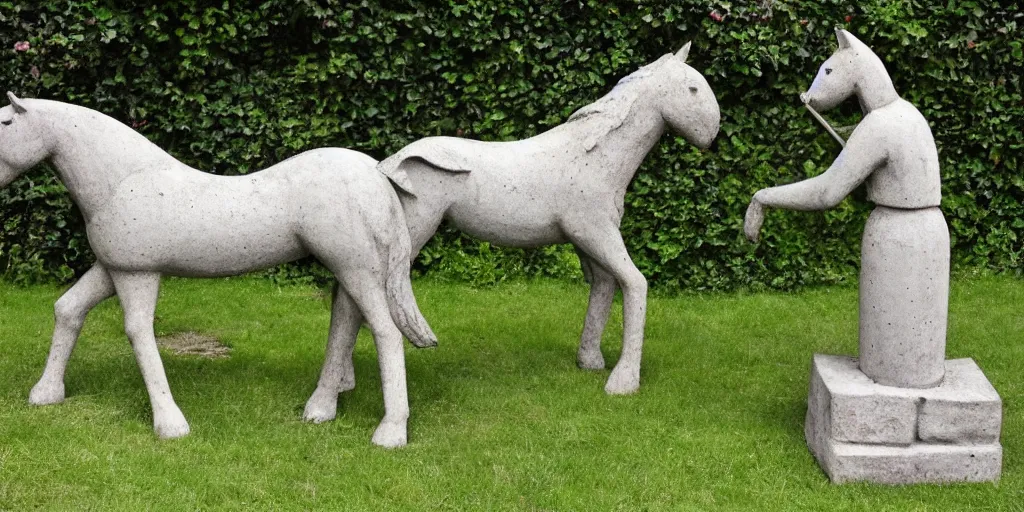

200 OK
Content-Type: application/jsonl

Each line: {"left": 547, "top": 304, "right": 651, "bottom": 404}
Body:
{"left": 0, "top": 1, "right": 1020, "bottom": 290}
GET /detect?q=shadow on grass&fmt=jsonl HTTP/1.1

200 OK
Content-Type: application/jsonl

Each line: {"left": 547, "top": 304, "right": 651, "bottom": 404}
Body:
{"left": 47, "top": 323, "right": 600, "bottom": 435}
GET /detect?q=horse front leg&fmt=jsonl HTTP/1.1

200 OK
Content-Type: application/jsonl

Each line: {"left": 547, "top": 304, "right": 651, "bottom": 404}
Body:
{"left": 567, "top": 224, "right": 647, "bottom": 395}
{"left": 575, "top": 250, "right": 616, "bottom": 370}
{"left": 304, "top": 284, "right": 362, "bottom": 423}
{"left": 108, "top": 270, "right": 189, "bottom": 439}
{"left": 30, "top": 263, "right": 116, "bottom": 405}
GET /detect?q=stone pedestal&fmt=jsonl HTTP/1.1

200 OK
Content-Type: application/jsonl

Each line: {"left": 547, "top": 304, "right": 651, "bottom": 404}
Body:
{"left": 805, "top": 354, "right": 1002, "bottom": 484}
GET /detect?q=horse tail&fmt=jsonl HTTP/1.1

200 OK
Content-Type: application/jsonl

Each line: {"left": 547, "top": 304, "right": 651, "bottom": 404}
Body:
{"left": 382, "top": 199, "right": 437, "bottom": 348}
{"left": 378, "top": 137, "right": 474, "bottom": 196}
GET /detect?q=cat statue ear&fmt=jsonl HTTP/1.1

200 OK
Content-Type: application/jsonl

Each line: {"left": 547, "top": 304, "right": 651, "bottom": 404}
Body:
{"left": 7, "top": 92, "right": 27, "bottom": 114}
{"left": 835, "top": 28, "right": 872, "bottom": 52}
{"left": 675, "top": 41, "right": 691, "bottom": 62}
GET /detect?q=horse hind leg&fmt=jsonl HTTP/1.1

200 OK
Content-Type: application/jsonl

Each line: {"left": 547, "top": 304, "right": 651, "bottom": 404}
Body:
{"left": 108, "top": 270, "right": 190, "bottom": 439}
{"left": 315, "top": 244, "right": 410, "bottom": 447}
{"left": 30, "top": 263, "right": 116, "bottom": 405}
{"left": 575, "top": 251, "right": 616, "bottom": 371}
{"left": 303, "top": 284, "right": 362, "bottom": 424}
{"left": 342, "top": 273, "right": 410, "bottom": 448}
{"left": 357, "top": 286, "right": 409, "bottom": 448}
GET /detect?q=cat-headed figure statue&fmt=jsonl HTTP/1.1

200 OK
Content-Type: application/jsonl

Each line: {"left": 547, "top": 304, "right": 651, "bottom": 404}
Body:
{"left": 744, "top": 29, "right": 1002, "bottom": 485}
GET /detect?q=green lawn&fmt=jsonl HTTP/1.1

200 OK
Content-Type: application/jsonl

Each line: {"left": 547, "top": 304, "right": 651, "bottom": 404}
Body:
{"left": 0, "top": 276, "right": 1022, "bottom": 510}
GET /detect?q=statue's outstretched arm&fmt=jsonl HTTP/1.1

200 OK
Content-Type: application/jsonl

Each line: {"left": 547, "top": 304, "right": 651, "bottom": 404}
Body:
{"left": 744, "top": 126, "right": 887, "bottom": 242}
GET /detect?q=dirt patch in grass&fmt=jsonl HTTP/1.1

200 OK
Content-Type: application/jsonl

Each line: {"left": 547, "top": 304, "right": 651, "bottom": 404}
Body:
{"left": 156, "top": 331, "right": 230, "bottom": 358}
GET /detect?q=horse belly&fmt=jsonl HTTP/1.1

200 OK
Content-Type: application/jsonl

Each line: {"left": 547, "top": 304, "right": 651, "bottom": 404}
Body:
{"left": 88, "top": 181, "right": 304, "bottom": 277}
{"left": 158, "top": 211, "right": 303, "bottom": 277}
{"left": 448, "top": 200, "right": 565, "bottom": 248}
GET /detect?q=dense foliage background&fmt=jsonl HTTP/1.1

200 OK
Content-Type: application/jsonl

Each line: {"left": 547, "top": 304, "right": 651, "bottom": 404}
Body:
{"left": 0, "top": 1, "right": 1020, "bottom": 290}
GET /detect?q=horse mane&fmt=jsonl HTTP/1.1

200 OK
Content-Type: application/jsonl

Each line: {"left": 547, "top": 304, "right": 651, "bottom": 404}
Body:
{"left": 566, "top": 54, "right": 674, "bottom": 152}
{"left": 34, "top": 99, "right": 159, "bottom": 147}
{"left": 31, "top": 98, "right": 184, "bottom": 171}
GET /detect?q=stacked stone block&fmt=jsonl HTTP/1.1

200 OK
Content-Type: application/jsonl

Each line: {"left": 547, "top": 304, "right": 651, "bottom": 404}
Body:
{"left": 805, "top": 355, "right": 1002, "bottom": 484}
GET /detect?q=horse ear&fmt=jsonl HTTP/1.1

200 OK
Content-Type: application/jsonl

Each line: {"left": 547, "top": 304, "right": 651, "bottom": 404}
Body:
{"left": 835, "top": 28, "right": 853, "bottom": 50}
{"left": 7, "top": 92, "right": 27, "bottom": 114}
{"left": 675, "top": 41, "right": 691, "bottom": 62}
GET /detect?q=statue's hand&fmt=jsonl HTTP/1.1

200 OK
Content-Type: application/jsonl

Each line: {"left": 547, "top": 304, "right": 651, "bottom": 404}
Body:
{"left": 744, "top": 194, "right": 766, "bottom": 243}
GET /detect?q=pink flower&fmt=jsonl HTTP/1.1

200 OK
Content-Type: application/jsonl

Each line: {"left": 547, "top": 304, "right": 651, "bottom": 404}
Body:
{"left": 13, "top": 41, "right": 30, "bottom": 52}
{"left": 709, "top": 11, "right": 724, "bottom": 22}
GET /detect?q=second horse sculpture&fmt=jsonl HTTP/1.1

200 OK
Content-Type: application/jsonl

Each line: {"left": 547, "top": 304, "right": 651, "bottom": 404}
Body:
{"left": 1, "top": 93, "right": 435, "bottom": 447}
{"left": 303, "top": 43, "right": 720, "bottom": 422}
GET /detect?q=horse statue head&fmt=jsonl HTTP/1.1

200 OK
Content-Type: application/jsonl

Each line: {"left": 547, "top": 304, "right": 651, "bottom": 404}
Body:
{"left": 657, "top": 43, "right": 720, "bottom": 149}
{"left": 0, "top": 92, "right": 51, "bottom": 187}
{"left": 567, "top": 42, "right": 720, "bottom": 151}
{"left": 801, "top": 29, "right": 896, "bottom": 112}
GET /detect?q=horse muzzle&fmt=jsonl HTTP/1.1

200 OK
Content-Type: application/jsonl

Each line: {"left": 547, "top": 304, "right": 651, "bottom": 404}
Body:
{"left": 695, "top": 129, "right": 717, "bottom": 150}
{"left": 0, "top": 164, "right": 20, "bottom": 189}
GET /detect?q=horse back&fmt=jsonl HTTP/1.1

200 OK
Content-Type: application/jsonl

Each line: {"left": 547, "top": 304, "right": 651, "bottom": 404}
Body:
{"left": 85, "top": 149, "right": 389, "bottom": 276}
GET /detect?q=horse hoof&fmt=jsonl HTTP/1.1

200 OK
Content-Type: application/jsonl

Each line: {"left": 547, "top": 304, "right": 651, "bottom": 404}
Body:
{"left": 303, "top": 388, "right": 339, "bottom": 423}
{"left": 577, "top": 351, "right": 606, "bottom": 371}
{"left": 604, "top": 368, "right": 640, "bottom": 395}
{"left": 154, "top": 409, "right": 191, "bottom": 439}
{"left": 28, "top": 380, "right": 65, "bottom": 405}
{"left": 371, "top": 418, "right": 408, "bottom": 448}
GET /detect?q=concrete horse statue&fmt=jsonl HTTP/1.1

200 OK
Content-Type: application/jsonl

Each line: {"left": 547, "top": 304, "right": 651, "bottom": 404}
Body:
{"left": 302, "top": 43, "right": 720, "bottom": 422}
{"left": 0, "top": 93, "right": 435, "bottom": 447}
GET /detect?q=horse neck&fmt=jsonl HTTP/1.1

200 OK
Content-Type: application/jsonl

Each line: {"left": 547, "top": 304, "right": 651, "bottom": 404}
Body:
{"left": 855, "top": 59, "right": 899, "bottom": 113}
{"left": 593, "top": 93, "right": 666, "bottom": 195}
{"left": 41, "top": 103, "right": 178, "bottom": 219}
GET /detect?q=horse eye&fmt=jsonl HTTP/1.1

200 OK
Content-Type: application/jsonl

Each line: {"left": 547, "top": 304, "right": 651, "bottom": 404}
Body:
{"left": 689, "top": 86, "right": 698, "bottom": 93}
{"left": 0, "top": 120, "right": 10, "bottom": 126}
{"left": 825, "top": 68, "right": 833, "bottom": 75}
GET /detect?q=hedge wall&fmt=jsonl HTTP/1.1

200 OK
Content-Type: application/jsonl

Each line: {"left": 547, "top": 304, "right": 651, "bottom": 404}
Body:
{"left": 0, "top": 1, "right": 1020, "bottom": 290}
